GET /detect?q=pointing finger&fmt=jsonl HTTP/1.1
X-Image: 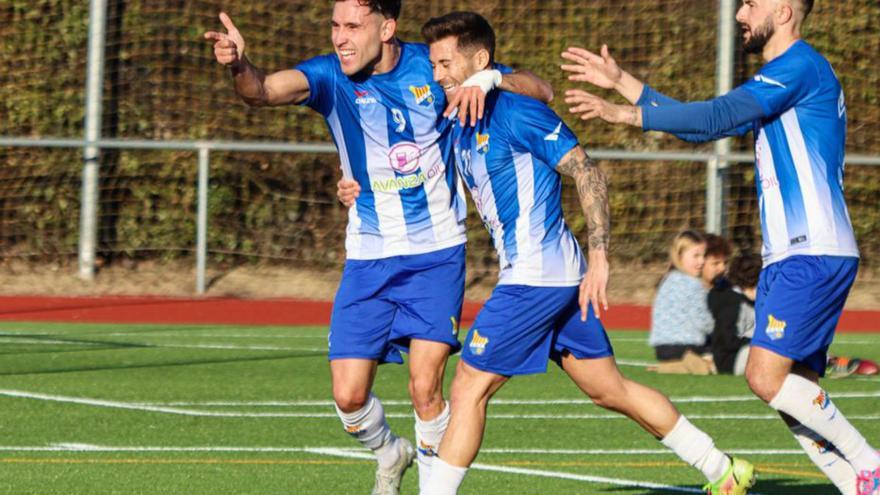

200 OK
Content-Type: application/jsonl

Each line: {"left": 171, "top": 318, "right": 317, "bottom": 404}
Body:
{"left": 219, "top": 12, "right": 237, "bottom": 32}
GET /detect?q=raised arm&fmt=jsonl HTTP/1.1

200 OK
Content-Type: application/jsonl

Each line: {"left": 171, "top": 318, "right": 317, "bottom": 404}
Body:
{"left": 204, "top": 12, "right": 311, "bottom": 107}
{"left": 560, "top": 44, "right": 644, "bottom": 104}
{"left": 555, "top": 146, "right": 610, "bottom": 320}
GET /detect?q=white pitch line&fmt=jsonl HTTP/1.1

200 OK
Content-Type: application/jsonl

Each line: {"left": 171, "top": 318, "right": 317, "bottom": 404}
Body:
{"left": 5, "top": 389, "right": 879, "bottom": 421}
{"left": 0, "top": 336, "right": 325, "bottom": 353}
{"left": 0, "top": 444, "right": 808, "bottom": 458}
{"left": 307, "top": 447, "right": 767, "bottom": 494}
{"left": 3, "top": 389, "right": 879, "bottom": 421}
{"left": 145, "top": 391, "right": 880, "bottom": 407}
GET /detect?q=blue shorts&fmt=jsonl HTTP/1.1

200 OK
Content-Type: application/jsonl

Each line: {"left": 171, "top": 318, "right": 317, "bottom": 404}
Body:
{"left": 328, "top": 244, "right": 465, "bottom": 364}
{"left": 752, "top": 255, "right": 858, "bottom": 375}
{"left": 461, "top": 285, "right": 614, "bottom": 376}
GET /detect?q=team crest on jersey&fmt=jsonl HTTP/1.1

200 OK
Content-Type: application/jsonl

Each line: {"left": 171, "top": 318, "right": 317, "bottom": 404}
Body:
{"left": 409, "top": 84, "right": 434, "bottom": 106}
{"left": 812, "top": 391, "right": 831, "bottom": 410}
{"left": 388, "top": 142, "right": 421, "bottom": 175}
{"left": 765, "top": 314, "right": 786, "bottom": 340}
{"left": 476, "top": 132, "right": 490, "bottom": 155}
{"left": 469, "top": 329, "right": 489, "bottom": 356}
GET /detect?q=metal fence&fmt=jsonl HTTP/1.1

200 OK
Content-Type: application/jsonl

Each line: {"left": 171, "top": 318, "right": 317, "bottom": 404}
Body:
{"left": 1, "top": 0, "right": 879, "bottom": 295}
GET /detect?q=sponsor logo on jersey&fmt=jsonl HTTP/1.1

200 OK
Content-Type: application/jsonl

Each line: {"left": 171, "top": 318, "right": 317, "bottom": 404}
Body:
{"left": 372, "top": 162, "right": 444, "bottom": 192}
{"left": 409, "top": 85, "right": 434, "bottom": 106}
{"left": 476, "top": 132, "right": 490, "bottom": 155}
{"left": 765, "top": 314, "right": 786, "bottom": 340}
{"left": 544, "top": 122, "right": 563, "bottom": 141}
{"left": 813, "top": 391, "right": 831, "bottom": 410}
{"left": 354, "top": 88, "right": 377, "bottom": 106}
{"left": 388, "top": 142, "right": 421, "bottom": 174}
{"left": 469, "top": 329, "right": 489, "bottom": 356}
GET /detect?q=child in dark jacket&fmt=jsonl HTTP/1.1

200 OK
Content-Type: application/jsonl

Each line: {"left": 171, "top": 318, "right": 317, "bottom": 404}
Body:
{"left": 708, "top": 253, "right": 762, "bottom": 375}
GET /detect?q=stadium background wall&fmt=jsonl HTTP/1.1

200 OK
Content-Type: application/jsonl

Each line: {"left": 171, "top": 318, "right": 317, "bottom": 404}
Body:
{"left": 0, "top": 1, "right": 878, "bottom": 301}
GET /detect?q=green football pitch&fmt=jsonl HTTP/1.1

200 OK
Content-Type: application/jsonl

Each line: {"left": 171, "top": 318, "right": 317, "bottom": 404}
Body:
{"left": 0, "top": 322, "right": 877, "bottom": 494}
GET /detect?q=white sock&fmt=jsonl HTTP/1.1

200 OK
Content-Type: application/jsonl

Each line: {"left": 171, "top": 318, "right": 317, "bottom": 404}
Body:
{"left": 421, "top": 456, "right": 468, "bottom": 495}
{"left": 415, "top": 401, "right": 451, "bottom": 492}
{"left": 769, "top": 374, "right": 880, "bottom": 474}
{"left": 335, "top": 394, "right": 400, "bottom": 470}
{"left": 790, "top": 424, "right": 858, "bottom": 495}
{"left": 661, "top": 415, "right": 731, "bottom": 482}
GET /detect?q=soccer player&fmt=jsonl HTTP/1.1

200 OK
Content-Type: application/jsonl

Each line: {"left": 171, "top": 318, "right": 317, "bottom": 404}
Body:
{"left": 561, "top": 1, "right": 879, "bottom": 493}
{"left": 204, "top": 2, "right": 552, "bottom": 493}
{"left": 341, "top": 11, "right": 755, "bottom": 495}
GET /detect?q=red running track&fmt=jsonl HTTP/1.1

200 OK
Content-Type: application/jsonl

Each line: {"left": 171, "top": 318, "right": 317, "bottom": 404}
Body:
{"left": 0, "top": 296, "right": 877, "bottom": 332}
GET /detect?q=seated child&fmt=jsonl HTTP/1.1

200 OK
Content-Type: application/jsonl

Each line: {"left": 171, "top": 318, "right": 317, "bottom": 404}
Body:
{"left": 650, "top": 230, "right": 714, "bottom": 364}
{"left": 708, "top": 253, "right": 761, "bottom": 375}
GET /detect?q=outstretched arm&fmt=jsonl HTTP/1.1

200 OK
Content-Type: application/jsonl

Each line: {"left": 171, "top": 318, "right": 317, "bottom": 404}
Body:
{"left": 555, "top": 146, "right": 610, "bottom": 320}
{"left": 204, "top": 12, "right": 310, "bottom": 106}
{"left": 564, "top": 88, "right": 760, "bottom": 143}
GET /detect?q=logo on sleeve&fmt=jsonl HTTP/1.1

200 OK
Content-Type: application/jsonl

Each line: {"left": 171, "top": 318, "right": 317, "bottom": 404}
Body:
{"left": 409, "top": 85, "right": 435, "bottom": 106}
{"left": 754, "top": 75, "right": 786, "bottom": 89}
{"left": 765, "top": 314, "right": 787, "bottom": 340}
{"left": 476, "top": 132, "right": 490, "bottom": 155}
{"left": 544, "top": 122, "right": 563, "bottom": 141}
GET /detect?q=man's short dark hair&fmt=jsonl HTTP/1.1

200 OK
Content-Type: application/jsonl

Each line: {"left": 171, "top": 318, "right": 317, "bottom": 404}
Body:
{"left": 797, "top": 0, "right": 814, "bottom": 20}
{"left": 336, "top": 0, "right": 401, "bottom": 20}
{"left": 421, "top": 11, "right": 496, "bottom": 63}
{"left": 704, "top": 233, "right": 733, "bottom": 259}
{"left": 728, "top": 253, "right": 762, "bottom": 289}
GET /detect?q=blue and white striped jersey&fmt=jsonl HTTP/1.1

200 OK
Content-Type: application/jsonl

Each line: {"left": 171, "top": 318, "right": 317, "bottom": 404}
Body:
{"left": 742, "top": 41, "right": 859, "bottom": 265}
{"left": 452, "top": 92, "right": 585, "bottom": 287}
{"left": 297, "top": 42, "right": 466, "bottom": 260}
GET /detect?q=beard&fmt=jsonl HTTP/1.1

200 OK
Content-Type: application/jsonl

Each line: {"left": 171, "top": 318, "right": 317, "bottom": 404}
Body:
{"left": 742, "top": 15, "right": 775, "bottom": 54}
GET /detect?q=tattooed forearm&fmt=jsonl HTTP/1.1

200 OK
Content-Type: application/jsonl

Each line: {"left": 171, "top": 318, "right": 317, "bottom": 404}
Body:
{"left": 556, "top": 147, "right": 610, "bottom": 252}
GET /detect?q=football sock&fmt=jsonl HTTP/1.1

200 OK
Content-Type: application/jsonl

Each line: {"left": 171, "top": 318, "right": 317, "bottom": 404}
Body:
{"left": 421, "top": 456, "right": 467, "bottom": 495}
{"left": 661, "top": 415, "right": 731, "bottom": 482}
{"left": 335, "top": 394, "right": 400, "bottom": 470}
{"left": 789, "top": 424, "right": 857, "bottom": 495}
{"left": 415, "top": 400, "right": 451, "bottom": 492}
{"left": 769, "top": 374, "right": 880, "bottom": 474}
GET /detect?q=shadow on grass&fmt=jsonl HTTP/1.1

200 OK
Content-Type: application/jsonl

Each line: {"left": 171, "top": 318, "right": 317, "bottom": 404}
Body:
{"left": 600, "top": 477, "right": 832, "bottom": 495}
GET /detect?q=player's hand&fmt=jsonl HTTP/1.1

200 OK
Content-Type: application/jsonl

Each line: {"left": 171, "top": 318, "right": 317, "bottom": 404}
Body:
{"left": 443, "top": 69, "right": 501, "bottom": 126}
{"left": 564, "top": 89, "right": 638, "bottom": 126}
{"left": 580, "top": 250, "right": 609, "bottom": 321}
{"left": 336, "top": 178, "right": 360, "bottom": 208}
{"left": 560, "top": 44, "right": 622, "bottom": 90}
{"left": 204, "top": 12, "right": 246, "bottom": 67}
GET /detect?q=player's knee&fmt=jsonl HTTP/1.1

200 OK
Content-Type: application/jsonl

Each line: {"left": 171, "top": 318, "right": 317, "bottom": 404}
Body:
{"left": 744, "top": 365, "right": 779, "bottom": 403}
{"left": 449, "top": 363, "right": 501, "bottom": 406}
{"left": 408, "top": 374, "right": 442, "bottom": 413}
{"left": 587, "top": 387, "right": 626, "bottom": 411}
{"left": 332, "top": 387, "right": 371, "bottom": 413}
